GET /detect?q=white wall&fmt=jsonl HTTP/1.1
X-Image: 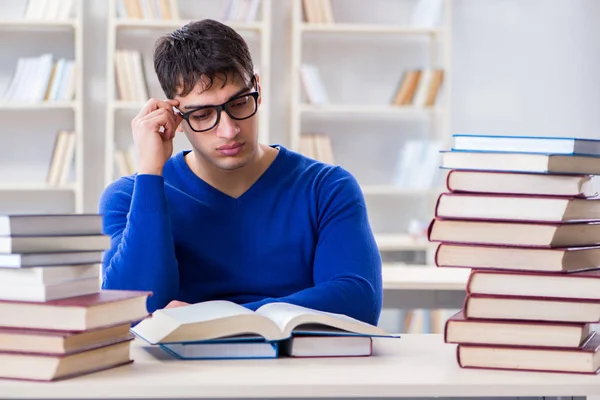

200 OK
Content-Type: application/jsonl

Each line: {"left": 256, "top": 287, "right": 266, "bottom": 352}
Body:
{"left": 1, "top": 0, "right": 600, "bottom": 215}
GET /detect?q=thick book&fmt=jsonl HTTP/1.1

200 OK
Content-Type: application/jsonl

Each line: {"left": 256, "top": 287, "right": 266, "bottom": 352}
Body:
{"left": 445, "top": 310, "right": 592, "bottom": 348}
{"left": 160, "top": 340, "right": 279, "bottom": 360}
{"left": 440, "top": 150, "right": 600, "bottom": 175}
{"left": 0, "top": 264, "right": 99, "bottom": 285}
{"left": 0, "top": 276, "right": 100, "bottom": 302}
{"left": 435, "top": 243, "right": 600, "bottom": 273}
{"left": 467, "top": 268, "right": 600, "bottom": 300}
{"left": 445, "top": 170, "right": 598, "bottom": 197}
{"left": 451, "top": 134, "right": 600, "bottom": 156}
{"left": 0, "top": 290, "right": 150, "bottom": 331}
{"left": 0, "top": 214, "right": 103, "bottom": 236}
{"left": 435, "top": 192, "right": 600, "bottom": 222}
{"left": 456, "top": 332, "right": 600, "bottom": 374}
{"left": 280, "top": 335, "right": 373, "bottom": 358}
{"left": 131, "top": 301, "right": 395, "bottom": 351}
{"left": 463, "top": 294, "right": 600, "bottom": 323}
{"left": 0, "top": 322, "right": 133, "bottom": 355}
{"left": 0, "top": 337, "right": 133, "bottom": 381}
{"left": 0, "top": 235, "right": 110, "bottom": 254}
{"left": 0, "top": 250, "right": 104, "bottom": 268}
{"left": 427, "top": 218, "right": 600, "bottom": 247}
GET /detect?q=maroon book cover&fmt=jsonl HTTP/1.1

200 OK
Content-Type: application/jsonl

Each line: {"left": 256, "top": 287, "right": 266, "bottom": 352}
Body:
{"left": 456, "top": 333, "right": 600, "bottom": 375}
{"left": 0, "top": 290, "right": 151, "bottom": 307}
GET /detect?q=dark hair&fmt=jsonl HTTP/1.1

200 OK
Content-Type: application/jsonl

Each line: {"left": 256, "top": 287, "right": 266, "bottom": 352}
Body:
{"left": 153, "top": 19, "right": 254, "bottom": 99}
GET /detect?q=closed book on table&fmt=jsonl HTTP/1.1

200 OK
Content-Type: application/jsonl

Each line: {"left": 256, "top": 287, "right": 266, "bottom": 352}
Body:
{"left": 280, "top": 335, "right": 373, "bottom": 357}
{"left": 434, "top": 243, "right": 600, "bottom": 273}
{"left": 445, "top": 310, "right": 592, "bottom": 348}
{"left": 435, "top": 192, "right": 600, "bottom": 222}
{"left": 428, "top": 218, "right": 600, "bottom": 247}
{"left": 445, "top": 170, "right": 598, "bottom": 197}
{"left": 457, "top": 332, "right": 600, "bottom": 374}
{"left": 0, "top": 214, "right": 103, "bottom": 236}
{"left": 466, "top": 268, "right": 600, "bottom": 300}
{"left": 451, "top": 134, "right": 600, "bottom": 156}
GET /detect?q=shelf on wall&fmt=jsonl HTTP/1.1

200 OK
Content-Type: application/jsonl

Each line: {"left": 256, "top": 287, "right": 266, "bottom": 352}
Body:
{"left": 299, "top": 104, "right": 439, "bottom": 116}
{"left": 114, "top": 19, "right": 263, "bottom": 32}
{"left": 375, "top": 233, "right": 434, "bottom": 251}
{"left": 0, "top": 102, "right": 77, "bottom": 110}
{"left": 0, "top": 182, "right": 77, "bottom": 191}
{"left": 0, "top": 19, "right": 77, "bottom": 29}
{"left": 300, "top": 23, "right": 443, "bottom": 36}
{"left": 361, "top": 185, "right": 440, "bottom": 196}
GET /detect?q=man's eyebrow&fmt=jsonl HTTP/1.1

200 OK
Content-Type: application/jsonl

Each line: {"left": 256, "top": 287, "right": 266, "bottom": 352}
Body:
{"left": 182, "top": 86, "right": 251, "bottom": 110}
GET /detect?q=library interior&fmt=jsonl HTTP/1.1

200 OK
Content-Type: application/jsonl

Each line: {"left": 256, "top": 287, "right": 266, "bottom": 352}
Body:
{"left": 1, "top": 0, "right": 600, "bottom": 398}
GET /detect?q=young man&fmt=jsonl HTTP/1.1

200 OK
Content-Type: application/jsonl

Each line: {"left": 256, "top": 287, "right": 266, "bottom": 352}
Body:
{"left": 99, "top": 19, "right": 382, "bottom": 326}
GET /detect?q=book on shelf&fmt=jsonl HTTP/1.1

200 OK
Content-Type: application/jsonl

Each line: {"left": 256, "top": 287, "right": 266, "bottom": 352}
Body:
{"left": 391, "top": 69, "right": 443, "bottom": 107}
{"left": 410, "top": 0, "right": 444, "bottom": 28}
{"left": 435, "top": 243, "right": 600, "bottom": 273}
{"left": 392, "top": 139, "right": 443, "bottom": 190}
{"left": 299, "top": 64, "right": 329, "bottom": 105}
{"left": 131, "top": 300, "right": 395, "bottom": 359}
{"left": 302, "top": 0, "right": 334, "bottom": 23}
{"left": 299, "top": 133, "right": 335, "bottom": 164}
{"left": 114, "top": 147, "right": 137, "bottom": 177}
{"left": 452, "top": 134, "right": 600, "bottom": 156}
{"left": 114, "top": 49, "right": 150, "bottom": 103}
{"left": 445, "top": 310, "right": 593, "bottom": 349}
{"left": 47, "top": 130, "right": 76, "bottom": 187}
{"left": 220, "top": 0, "right": 262, "bottom": 22}
{"left": 115, "top": 0, "right": 180, "bottom": 20}
{"left": 2, "top": 54, "right": 75, "bottom": 104}
{"left": 445, "top": 170, "right": 599, "bottom": 197}
{"left": 434, "top": 192, "right": 600, "bottom": 223}
{"left": 22, "top": 0, "right": 74, "bottom": 21}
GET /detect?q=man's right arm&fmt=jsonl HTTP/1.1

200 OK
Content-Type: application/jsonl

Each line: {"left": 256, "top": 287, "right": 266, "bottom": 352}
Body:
{"left": 99, "top": 174, "right": 179, "bottom": 313}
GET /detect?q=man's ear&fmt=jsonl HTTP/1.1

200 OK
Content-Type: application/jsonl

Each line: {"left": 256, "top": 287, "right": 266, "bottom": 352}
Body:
{"left": 254, "top": 73, "right": 262, "bottom": 106}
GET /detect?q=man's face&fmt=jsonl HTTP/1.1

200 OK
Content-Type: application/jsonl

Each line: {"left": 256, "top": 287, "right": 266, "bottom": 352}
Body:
{"left": 175, "top": 74, "right": 261, "bottom": 171}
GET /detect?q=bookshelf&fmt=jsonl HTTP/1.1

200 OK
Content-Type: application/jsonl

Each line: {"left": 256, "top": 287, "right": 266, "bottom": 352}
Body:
{"left": 104, "top": 0, "right": 272, "bottom": 187}
{"left": 0, "top": 0, "right": 83, "bottom": 213}
{"left": 289, "top": 0, "right": 452, "bottom": 263}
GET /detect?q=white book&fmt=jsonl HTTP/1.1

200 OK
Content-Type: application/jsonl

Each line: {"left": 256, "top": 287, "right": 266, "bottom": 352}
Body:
{"left": 0, "top": 276, "right": 99, "bottom": 302}
{"left": 0, "top": 264, "right": 99, "bottom": 285}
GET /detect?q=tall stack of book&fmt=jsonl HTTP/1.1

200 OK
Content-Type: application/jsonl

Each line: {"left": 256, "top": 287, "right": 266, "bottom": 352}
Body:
{"left": 427, "top": 134, "right": 600, "bottom": 374}
{"left": 0, "top": 214, "right": 150, "bottom": 381}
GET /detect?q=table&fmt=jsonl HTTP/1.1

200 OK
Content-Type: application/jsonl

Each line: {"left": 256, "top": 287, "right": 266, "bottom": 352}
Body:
{"left": 0, "top": 335, "right": 597, "bottom": 399}
{"left": 382, "top": 265, "right": 469, "bottom": 309}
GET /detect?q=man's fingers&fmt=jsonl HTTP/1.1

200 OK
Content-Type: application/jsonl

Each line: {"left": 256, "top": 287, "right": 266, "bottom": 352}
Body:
{"left": 141, "top": 111, "right": 177, "bottom": 139}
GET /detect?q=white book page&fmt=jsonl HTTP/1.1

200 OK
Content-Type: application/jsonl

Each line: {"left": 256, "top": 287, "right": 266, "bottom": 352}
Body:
{"left": 255, "top": 302, "right": 392, "bottom": 338}
{"left": 157, "top": 300, "right": 255, "bottom": 324}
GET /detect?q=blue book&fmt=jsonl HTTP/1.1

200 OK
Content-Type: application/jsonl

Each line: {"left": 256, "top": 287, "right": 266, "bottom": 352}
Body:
{"left": 131, "top": 300, "right": 397, "bottom": 360}
{"left": 452, "top": 134, "right": 600, "bottom": 156}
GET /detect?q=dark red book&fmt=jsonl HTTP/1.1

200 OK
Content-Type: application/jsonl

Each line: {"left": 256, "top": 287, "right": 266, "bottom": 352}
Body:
{"left": 457, "top": 330, "right": 600, "bottom": 374}
{"left": 0, "top": 290, "right": 151, "bottom": 331}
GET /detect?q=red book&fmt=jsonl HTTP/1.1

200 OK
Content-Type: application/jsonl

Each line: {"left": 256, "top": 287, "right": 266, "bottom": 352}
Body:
{"left": 456, "top": 331, "right": 600, "bottom": 374}
{"left": 0, "top": 290, "right": 150, "bottom": 331}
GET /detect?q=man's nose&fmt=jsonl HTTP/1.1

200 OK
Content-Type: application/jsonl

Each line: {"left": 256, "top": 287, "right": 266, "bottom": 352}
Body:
{"left": 215, "top": 112, "right": 239, "bottom": 139}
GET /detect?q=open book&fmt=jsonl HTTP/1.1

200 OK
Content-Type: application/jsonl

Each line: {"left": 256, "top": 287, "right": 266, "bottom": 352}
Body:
{"left": 131, "top": 301, "right": 396, "bottom": 359}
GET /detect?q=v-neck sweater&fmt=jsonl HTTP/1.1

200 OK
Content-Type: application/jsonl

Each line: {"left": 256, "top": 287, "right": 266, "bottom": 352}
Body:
{"left": 99, "top": 145, "right": 382, "bottom": 325}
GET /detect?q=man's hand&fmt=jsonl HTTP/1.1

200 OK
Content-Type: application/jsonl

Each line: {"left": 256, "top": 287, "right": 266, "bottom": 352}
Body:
{"left": 132, "top": 98, "right": 183, "bottom": 176}
{"left": 164, "top": 300, "right": 190, "bottom": 309}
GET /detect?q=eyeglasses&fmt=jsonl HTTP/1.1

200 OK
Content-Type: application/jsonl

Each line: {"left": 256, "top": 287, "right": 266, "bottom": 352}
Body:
{"left": 175, "top": 91, "right": 259, "bottom": 133}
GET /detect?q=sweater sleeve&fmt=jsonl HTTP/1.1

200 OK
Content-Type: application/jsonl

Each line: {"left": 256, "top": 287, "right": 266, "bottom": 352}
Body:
{"left": 99, "top": 174, "right": 179, "bottom": 313}
{"left": 242, "top": 167, "right": 383, "bottom": 325}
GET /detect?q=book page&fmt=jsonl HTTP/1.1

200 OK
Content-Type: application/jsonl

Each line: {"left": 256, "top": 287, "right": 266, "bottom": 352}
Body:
{"left": 156, "top": 300, "right": 254, "bottom": 324}
{"left": 255, "top": 302, "right": 393, "bottom": 338}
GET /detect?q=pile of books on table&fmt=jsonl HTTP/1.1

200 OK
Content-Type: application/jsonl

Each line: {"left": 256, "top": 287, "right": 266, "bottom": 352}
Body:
{"left": 428, "top": 134, "right": 600, "bottom": 374}
{"left": 0, "top": 214, "right": 149, "bottom": 381}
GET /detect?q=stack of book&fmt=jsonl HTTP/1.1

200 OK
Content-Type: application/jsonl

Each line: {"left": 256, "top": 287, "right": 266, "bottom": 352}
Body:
{"left": 0, "top": 214, "right": 150, "bottom": 382}
{"left": 427, "top": 134, "right": 600, "bottom": 374}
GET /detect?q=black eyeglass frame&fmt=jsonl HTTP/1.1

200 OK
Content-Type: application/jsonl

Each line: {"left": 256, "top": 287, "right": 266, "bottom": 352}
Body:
{"left": 174, "top": 91, "right": 260, "bottom": 133}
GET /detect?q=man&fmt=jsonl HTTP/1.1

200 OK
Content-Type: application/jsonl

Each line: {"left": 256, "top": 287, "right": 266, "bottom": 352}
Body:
{"left": 99, "top": 19, "right": 382, "bottom": 326}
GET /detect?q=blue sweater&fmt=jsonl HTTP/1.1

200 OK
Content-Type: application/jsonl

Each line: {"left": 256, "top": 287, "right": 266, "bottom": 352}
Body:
{"left": 99, "top": 145, "right": 382, "bottom": 325}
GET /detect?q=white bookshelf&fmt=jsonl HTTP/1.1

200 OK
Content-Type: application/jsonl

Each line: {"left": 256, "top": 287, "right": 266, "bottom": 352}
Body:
{"left": 289, "top": 0, "right": 452, "bottom": 260}
{"left": 0, "top": 1, "right": 84, "bottom": 213}
{"left": 104, "top": 0, "right": 272, "bottom": 187}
